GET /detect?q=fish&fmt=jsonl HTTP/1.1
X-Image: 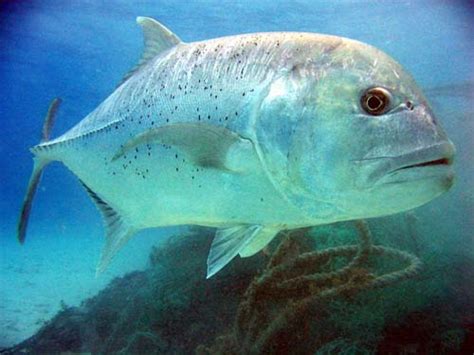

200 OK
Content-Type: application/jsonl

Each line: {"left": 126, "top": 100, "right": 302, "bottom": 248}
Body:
{"left": 18, "top": 17, "right": 455, "bottom": 278}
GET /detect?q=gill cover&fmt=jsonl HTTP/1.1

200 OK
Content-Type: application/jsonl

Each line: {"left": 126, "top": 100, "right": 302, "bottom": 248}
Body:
{"left": 253, "top": 67, "right": 338, "bottom": 221}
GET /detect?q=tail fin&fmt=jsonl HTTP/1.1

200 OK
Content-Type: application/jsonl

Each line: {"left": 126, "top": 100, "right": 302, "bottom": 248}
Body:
{"left": 17, "top": 98, "right": 62, "bottom": 244}
{"left": 41, "top": 98, "right": 61, "bottom": 143}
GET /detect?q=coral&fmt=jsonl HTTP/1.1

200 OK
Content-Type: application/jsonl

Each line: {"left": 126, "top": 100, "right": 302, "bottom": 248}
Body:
{"left": 198, "top": 220, "right": 423, "bottom": 354}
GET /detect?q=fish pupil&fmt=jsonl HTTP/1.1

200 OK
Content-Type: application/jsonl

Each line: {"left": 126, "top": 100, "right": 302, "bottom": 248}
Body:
{"left": 367, "top": 95, "right": 382, "bottom": 110}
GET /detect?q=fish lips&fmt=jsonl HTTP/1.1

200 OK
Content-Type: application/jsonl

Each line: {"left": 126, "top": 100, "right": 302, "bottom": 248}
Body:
{"left": 356, "top": 141, "right": 455, "bottom": 188}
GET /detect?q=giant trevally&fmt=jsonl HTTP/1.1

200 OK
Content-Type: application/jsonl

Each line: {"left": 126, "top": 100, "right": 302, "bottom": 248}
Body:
{"left": 18, "top": 17, "right": 455, "bottom": 278}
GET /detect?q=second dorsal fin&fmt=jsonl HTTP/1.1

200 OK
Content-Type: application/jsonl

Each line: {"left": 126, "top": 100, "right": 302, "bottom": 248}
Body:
{"left": 119, "top": 17, "right": 182, "bottom": 86}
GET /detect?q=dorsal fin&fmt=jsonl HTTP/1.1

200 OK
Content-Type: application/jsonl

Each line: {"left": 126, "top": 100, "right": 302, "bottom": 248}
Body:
{"left": 119, "top": 17, "right": 182, "bottom": 86}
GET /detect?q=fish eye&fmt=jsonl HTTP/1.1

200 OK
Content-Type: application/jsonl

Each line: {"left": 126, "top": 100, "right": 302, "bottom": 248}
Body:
{"left": 360, "top": 87, "right": 391, "bottom": 115}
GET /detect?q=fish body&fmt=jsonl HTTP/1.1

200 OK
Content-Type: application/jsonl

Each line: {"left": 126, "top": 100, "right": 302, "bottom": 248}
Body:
{"left": 19, "top": 18, "right": 455, "bottom": 277}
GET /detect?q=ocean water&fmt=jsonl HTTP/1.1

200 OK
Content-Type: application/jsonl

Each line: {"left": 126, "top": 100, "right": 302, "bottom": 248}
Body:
{"left": 0, "top": 0, "right": 473, "bottom": 352}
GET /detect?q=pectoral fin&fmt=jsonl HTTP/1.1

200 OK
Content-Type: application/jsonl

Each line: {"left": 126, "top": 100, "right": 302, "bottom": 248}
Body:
{"left": 112, "top": 123, "right": 255, "bottom": 172}
{"left": 207, "top": 225, "right": 278, "bottom": 278}
{"left": 239, "top": 227, "right": 279, "bottom": 257}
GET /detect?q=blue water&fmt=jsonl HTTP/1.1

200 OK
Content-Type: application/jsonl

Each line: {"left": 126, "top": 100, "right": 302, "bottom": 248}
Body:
{"left": 1, "top": 0, "right": 473, "bottom": 350}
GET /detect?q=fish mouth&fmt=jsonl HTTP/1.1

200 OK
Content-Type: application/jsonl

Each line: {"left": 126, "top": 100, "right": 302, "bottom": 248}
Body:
{"left": 391, "top": 156, "right": 453, "bottom": 173}
{"left": 355, "top": 141, "right": 456, "bottom": 187}
{"left": 377, "top": 142, "right": 455, "bottom": 186}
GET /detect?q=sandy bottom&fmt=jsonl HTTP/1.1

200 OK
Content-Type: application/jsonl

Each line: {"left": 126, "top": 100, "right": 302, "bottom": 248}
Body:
{"left": 0, "top": 228, "right": 176, "bottom": 348}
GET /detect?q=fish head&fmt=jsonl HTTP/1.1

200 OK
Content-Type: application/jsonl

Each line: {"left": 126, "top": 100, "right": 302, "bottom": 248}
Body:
{"left": 257, "top": 36, "right": 455, "bottom": 221}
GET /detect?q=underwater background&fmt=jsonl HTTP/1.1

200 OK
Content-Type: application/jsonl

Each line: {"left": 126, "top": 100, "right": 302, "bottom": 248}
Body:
{"left": 0, "top": 0, "right": 473, "bottom": 352}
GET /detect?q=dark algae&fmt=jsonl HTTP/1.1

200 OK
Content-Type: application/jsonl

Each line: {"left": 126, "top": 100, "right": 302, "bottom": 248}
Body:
{"left": 3, "top": 221, "right": 472, "bottom": 354}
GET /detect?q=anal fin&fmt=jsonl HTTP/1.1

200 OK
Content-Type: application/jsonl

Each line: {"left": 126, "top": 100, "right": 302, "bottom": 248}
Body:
{"left": 207, "top": 225, "right": 279, "bottom": 278}
{"left": 80, "top": 182, "right": 136, "bottom": 275}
